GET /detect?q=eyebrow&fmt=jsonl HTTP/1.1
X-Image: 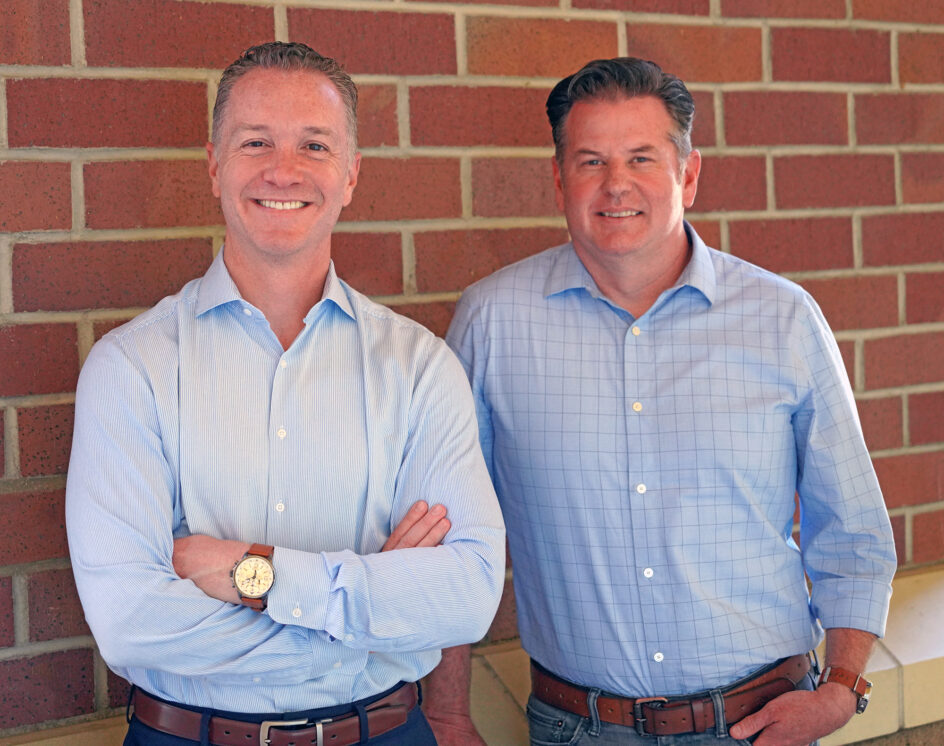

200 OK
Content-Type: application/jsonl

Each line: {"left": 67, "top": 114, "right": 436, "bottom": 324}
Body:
{"left": 230, "top": 124, "right": 339, "bottom": 138}
{"left": 573, "top": 144, "right": 658, "bottom": 157}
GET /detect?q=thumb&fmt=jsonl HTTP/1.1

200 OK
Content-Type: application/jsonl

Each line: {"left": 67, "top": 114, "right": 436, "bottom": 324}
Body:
{"left": 729, "top": 708, "right": 769, "bottom": 740}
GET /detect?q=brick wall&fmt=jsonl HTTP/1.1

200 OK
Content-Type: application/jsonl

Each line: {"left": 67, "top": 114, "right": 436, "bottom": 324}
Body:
{"left": 1, "top": 0, "right": 942, "bottom": 737}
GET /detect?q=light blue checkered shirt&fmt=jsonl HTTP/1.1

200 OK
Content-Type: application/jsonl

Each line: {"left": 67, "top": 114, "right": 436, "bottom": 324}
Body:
{"left": 446, "top": 224, "right": 895, "bottom": 697}
{"left": 67, "top": 250, "right": 505, "bottom": 712}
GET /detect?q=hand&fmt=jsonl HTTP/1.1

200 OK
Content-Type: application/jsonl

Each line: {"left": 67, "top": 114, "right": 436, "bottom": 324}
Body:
{"left": 173, "top": 534, "right": 249, "bottom": 604}
{"left": 728, "top": 683, "right": 858, "bottom": 746}
{"left": 424, "top": 711, "right": 487, "bottom": 746}
{"left": 382, "top": 501, "right": 451, "bottom": 551}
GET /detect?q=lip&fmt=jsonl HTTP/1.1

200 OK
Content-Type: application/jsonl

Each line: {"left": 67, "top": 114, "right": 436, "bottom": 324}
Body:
{"left": 597, "top": 209, "right": 642, "bottom": 218}
{"left": 253, "top": 199, "right": 311, "bottom": 210}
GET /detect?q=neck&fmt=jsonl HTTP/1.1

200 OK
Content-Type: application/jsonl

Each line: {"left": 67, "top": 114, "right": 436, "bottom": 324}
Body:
{"left": 223, "top": 246, "right": 330, "bottom": 350}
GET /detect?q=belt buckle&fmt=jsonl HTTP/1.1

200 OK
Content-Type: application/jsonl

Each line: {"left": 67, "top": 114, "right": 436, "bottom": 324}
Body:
{"left": 633, "top": 697, "right": 668, "bottom": 737}
{"left": 259, "top": 717, "right": 312, "bottom": 746}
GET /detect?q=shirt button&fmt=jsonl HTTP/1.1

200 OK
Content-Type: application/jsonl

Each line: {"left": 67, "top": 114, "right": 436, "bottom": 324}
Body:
{"left": 632, "top": 401, "right": 643, "bottom": 412}
{"left": 275, "top": 502, "right": 285, "bottom": 513}
{"left": 643, "top": 568, "right": 654, "bottom": 578}
{"left": 277, "top": 427, "right": 287, "bottom": 439}
{"left": 654, "top": 652, "right": 664, "bottom": 662}
{"left": 333, "top": 661, "right": 342, "bottom": 669}
{"left": 632, "top": 326, "right": 641, "bottom": 336}
{"left": 280, "top": 360, "right": 287, "bottom": 369}
{"left": 253, "top": 677, "right": 261, "bottom": 683}
{"left": 345, "top": 634, "right": 354, "bottom": 642}
{"left": 636, "top": 484, "right": 647, "bottom": 494}
{"left": 292, "top": 606, "right": 302, "bottom": 618}
{"left": 243, "top": 307, "right": 252, "bottom": 316}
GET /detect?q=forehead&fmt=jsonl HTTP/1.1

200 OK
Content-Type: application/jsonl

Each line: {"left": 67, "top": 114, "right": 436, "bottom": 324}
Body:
{"left": 223, "top": 68, "right": 348, "bottom": 132}
{"left": 564, "top": 94, "right": 676, "bottom": 148}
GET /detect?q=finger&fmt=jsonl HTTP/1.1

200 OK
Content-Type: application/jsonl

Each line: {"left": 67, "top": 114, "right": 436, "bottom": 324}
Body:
{"left": 411, "top": 517, "right": 451, "bottom": 548}
{"left": 382, "top": 501, "right": 428, "bottom": 551}
{"left": 394, "top": 504, "right": 448, "bottom": 549}
{"left": 729, "top": 709, "right": 768, "bottom": 740}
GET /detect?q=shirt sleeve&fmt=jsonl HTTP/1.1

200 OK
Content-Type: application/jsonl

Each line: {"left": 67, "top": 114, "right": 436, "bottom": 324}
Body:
{"left": 66, "top": 336, "right": 363, "bottom": 684}
{"left": 793, "top": 296, "right": 897, "bottom": 637}
{"left": 267, "top": 338, "right": 506, "bottom": 651}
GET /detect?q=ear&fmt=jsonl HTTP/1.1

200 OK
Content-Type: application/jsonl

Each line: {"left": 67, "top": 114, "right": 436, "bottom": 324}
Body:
{"left": 207, "top": 141, "right": 221, "bottom": 199}
{"left": 552, "top": 156, "right": 565, "bottom": 213}
{"left": 341, "top": 152, "right": 361, "bottom": 208}
{"left": 680, "top": 149, "right": 701, "bottom": 209}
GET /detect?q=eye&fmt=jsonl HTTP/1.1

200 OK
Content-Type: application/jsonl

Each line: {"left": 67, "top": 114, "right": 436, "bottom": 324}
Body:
{"left": 631, "top": 156, "right": 651, "bottom": 163}
{"left": 582, "top": 159, "right": 603, "bottom": 167}
{"left": 307, "top": 142, "right": 327, "bottom": 152}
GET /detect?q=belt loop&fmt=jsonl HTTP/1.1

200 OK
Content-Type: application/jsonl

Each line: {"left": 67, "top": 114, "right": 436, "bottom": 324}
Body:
{"left": 126, "top": 685, "right": 136, "bottom": 724}
{"left": 586, "top": 688, "right": 602, "bottom": 737}
{"left": 199, "top": 710, "right": 212, "bottom": 746}
{"left": 709, "top": 689, "right": 727, "bottom": 738}
{"left": 355, "top": 701, "right": 369, "bottom": 744}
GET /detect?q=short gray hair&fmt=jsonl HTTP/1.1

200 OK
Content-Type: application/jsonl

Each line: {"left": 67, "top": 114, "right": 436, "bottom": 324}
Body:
{"left": 212, "top": 41, "right": 358, "bottom": 153}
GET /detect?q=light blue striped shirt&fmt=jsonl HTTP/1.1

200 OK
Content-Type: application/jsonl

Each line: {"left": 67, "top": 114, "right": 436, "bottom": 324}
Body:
{"left": 66, "top": 250, "right": 505, "bottom": 712}
{"left": 446, "top": 225, "right": 895, "bottom": 697}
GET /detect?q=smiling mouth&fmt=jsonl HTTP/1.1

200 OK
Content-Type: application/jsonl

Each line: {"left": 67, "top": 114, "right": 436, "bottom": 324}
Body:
{"left": 599, "top": 209, "right": 642, "bottom": 218}
{"left": 255, "top": 199, "right": 309, "bottom": 210}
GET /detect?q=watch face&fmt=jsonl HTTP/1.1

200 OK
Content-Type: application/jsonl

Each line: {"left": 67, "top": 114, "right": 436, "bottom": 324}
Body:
{"left": 233, "top": 556, "right": 274, "bottom": 598}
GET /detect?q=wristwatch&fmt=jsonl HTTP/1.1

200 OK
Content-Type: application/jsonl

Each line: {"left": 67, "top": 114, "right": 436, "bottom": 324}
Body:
{"left": 231, "top": 543, "right": 275, "bottom": 611}
{"left": 818, "top": 666, "right": 872, "bottom": 714}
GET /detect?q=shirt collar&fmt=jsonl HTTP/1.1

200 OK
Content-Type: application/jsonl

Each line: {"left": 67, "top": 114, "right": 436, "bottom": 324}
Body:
{"left": 543, "top": 222, "right": 716, "bottom": 307}
{"left": 195, "top": 247, "right": 356, "bottom": 321}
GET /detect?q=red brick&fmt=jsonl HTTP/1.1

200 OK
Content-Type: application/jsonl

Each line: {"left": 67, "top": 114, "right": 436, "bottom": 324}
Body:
{"left": 415, "top": 227, "right": 569, "bottom": 293}
{"left": 0, "top": 422, "right": 4, "bottom": 478}
{"left": 688, "top": 220, "right": 721, "bottom": 249}
{"left": 907, "top": 273, "right": 944, "bottom": 325}
{"left": 853, "top": 0, "right": 944, "bottom": 23}
{"left": 289, "top": 9, "right": 455, "bottom": 75}
{"left": 85, "top": 0, "right": 272, "bottom": 68}
{"left": 410, "top": 87, "right": 549, "bottom": 147}
{"left": 0, "top": 161, "right": 71, "bottom": 232}
{"left": 855, "top": 396, "right": 903, "bottom": 452}
{"left": 772, "top": 28, "right": 890, "bottom": 83}
{"left": 17, "top": 404, "right": 74, "bottom": 478}
{"left": 13, "top": 239, "right": 213, "bottom": 313}
{"left": 343, "top": 158, "right": 461, "bottom": 221}
{"left": 693, "top": 156, "right": 766, "bottom": 212}
{"left": 624, "top": 24, "right": 762, "bottom": 82}
{"left": 438, "top": 0, "right": 553, "bottom": 6}
{"left": 775, "top": 155, "right": 895, "bottom": 209}
{"left": 0, "top": 325, "right": 78, "bottom": 397}
{"left": 485, "top": 578, "right": 518, "bottom": 642}
{"left": 890, "top": 514, "right": 906, "bottom": 568}
{"left": 0, "top": 491, "right": 68, "bottom": 564}
{"left": 724, "top": 92, "right": 847, "bottom": 146}
{"left": 865, "top": 332, "right": 944, "bottom": 390}
{"left": 85, "top": 160, "right": 220, "bottom": 230}
{"left": 0, "top": 0, "right": 69, "bottom": 64}
{"left": 0, "top": 577, "right": 13, "bottom": 648}
{"left": 899, "top": 33, "right": 944, "bottom": 85}
{"left": 472, "top": 158, "right": 557, "bottom": 218}
{"left": 729, "top": 218, "right": 853, "bottom": 273}
{"left": 332, "top": 233, "right": 403, "bottom": 296}
{"left": 467, "top": 18, "right": 617, "bottom": 78}
{"left": 723, "top": 0, "right": 845, "bottom": 18}
{"left": 0, "top": 649, "right": 95, "bottom": 728}
{"left": 873, "top": 451, "right": 944, "bottom": 509}
{"left": 28, "top": 568, "right": 90, "bottom": 642}
{"left": 394, "top": 302, "right": 456, "bottom": 339}
{"left": 910, "top": 391, "right": 944, "bottom": 447}
{"left": 902, "top": 153, "right": 944, "bottom": 205}
{"left": 913, "top": 509, "right": 944, "bottom": 565}
{"left": 857, "top": 94, "right": 944, "bottom": 145}
{"left": 358, "top": 86, "right": 399, "bottom": 148}
{"left": 108, "top": 669, "right": 133, "bottom": 709}
{"left": 7, "top": 79, "right": 207, "bottom": 148}
{"left": 799, "top": 276, "right": 898, "bottom": 332}
{"left": 691, "top": 91, "right": 716, "bottom": 148}
{"left": 862, "top": 213, "right": 944, "bottom": 267}
{"left": 575, "top": 0, "right": 707, "bottom": 10}
{"left": 837, "top": 340, "right": 855, "bottom": 387}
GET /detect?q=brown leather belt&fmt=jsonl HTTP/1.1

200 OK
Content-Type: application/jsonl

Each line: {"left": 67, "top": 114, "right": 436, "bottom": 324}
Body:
{"left": 531, "top": 654, "right": 810, "bottom": 737}
{"left": 131, "top": 683, "right": 417, "bottom": 746}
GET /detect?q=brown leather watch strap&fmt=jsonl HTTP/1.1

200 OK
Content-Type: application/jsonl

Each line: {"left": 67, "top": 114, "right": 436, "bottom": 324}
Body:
{"left": 247, "top": 543, "right": 274, "bottom": 559}
{"left": 818, "top": 666, "right": 870, "bottom": 697}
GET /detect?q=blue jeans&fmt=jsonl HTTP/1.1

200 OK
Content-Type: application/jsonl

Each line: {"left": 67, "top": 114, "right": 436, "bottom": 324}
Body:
{"left": 527, "top": 669, "right": 818, "bottom": 746}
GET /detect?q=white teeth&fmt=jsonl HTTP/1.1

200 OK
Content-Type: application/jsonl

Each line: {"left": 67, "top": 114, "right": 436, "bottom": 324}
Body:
{"left": 258, "top": 200, "right": 306, "bottom": 210}
{"left": 600, "top": 209, "right": 641, "bottom": 218}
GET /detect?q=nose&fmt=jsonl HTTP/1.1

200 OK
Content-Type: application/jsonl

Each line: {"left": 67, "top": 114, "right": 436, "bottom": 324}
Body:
{"left": 263, "top": 146, "right": 304, "bottom": 187}
{"left": 603, "top": 163, "right": 633, "bottom": 197}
